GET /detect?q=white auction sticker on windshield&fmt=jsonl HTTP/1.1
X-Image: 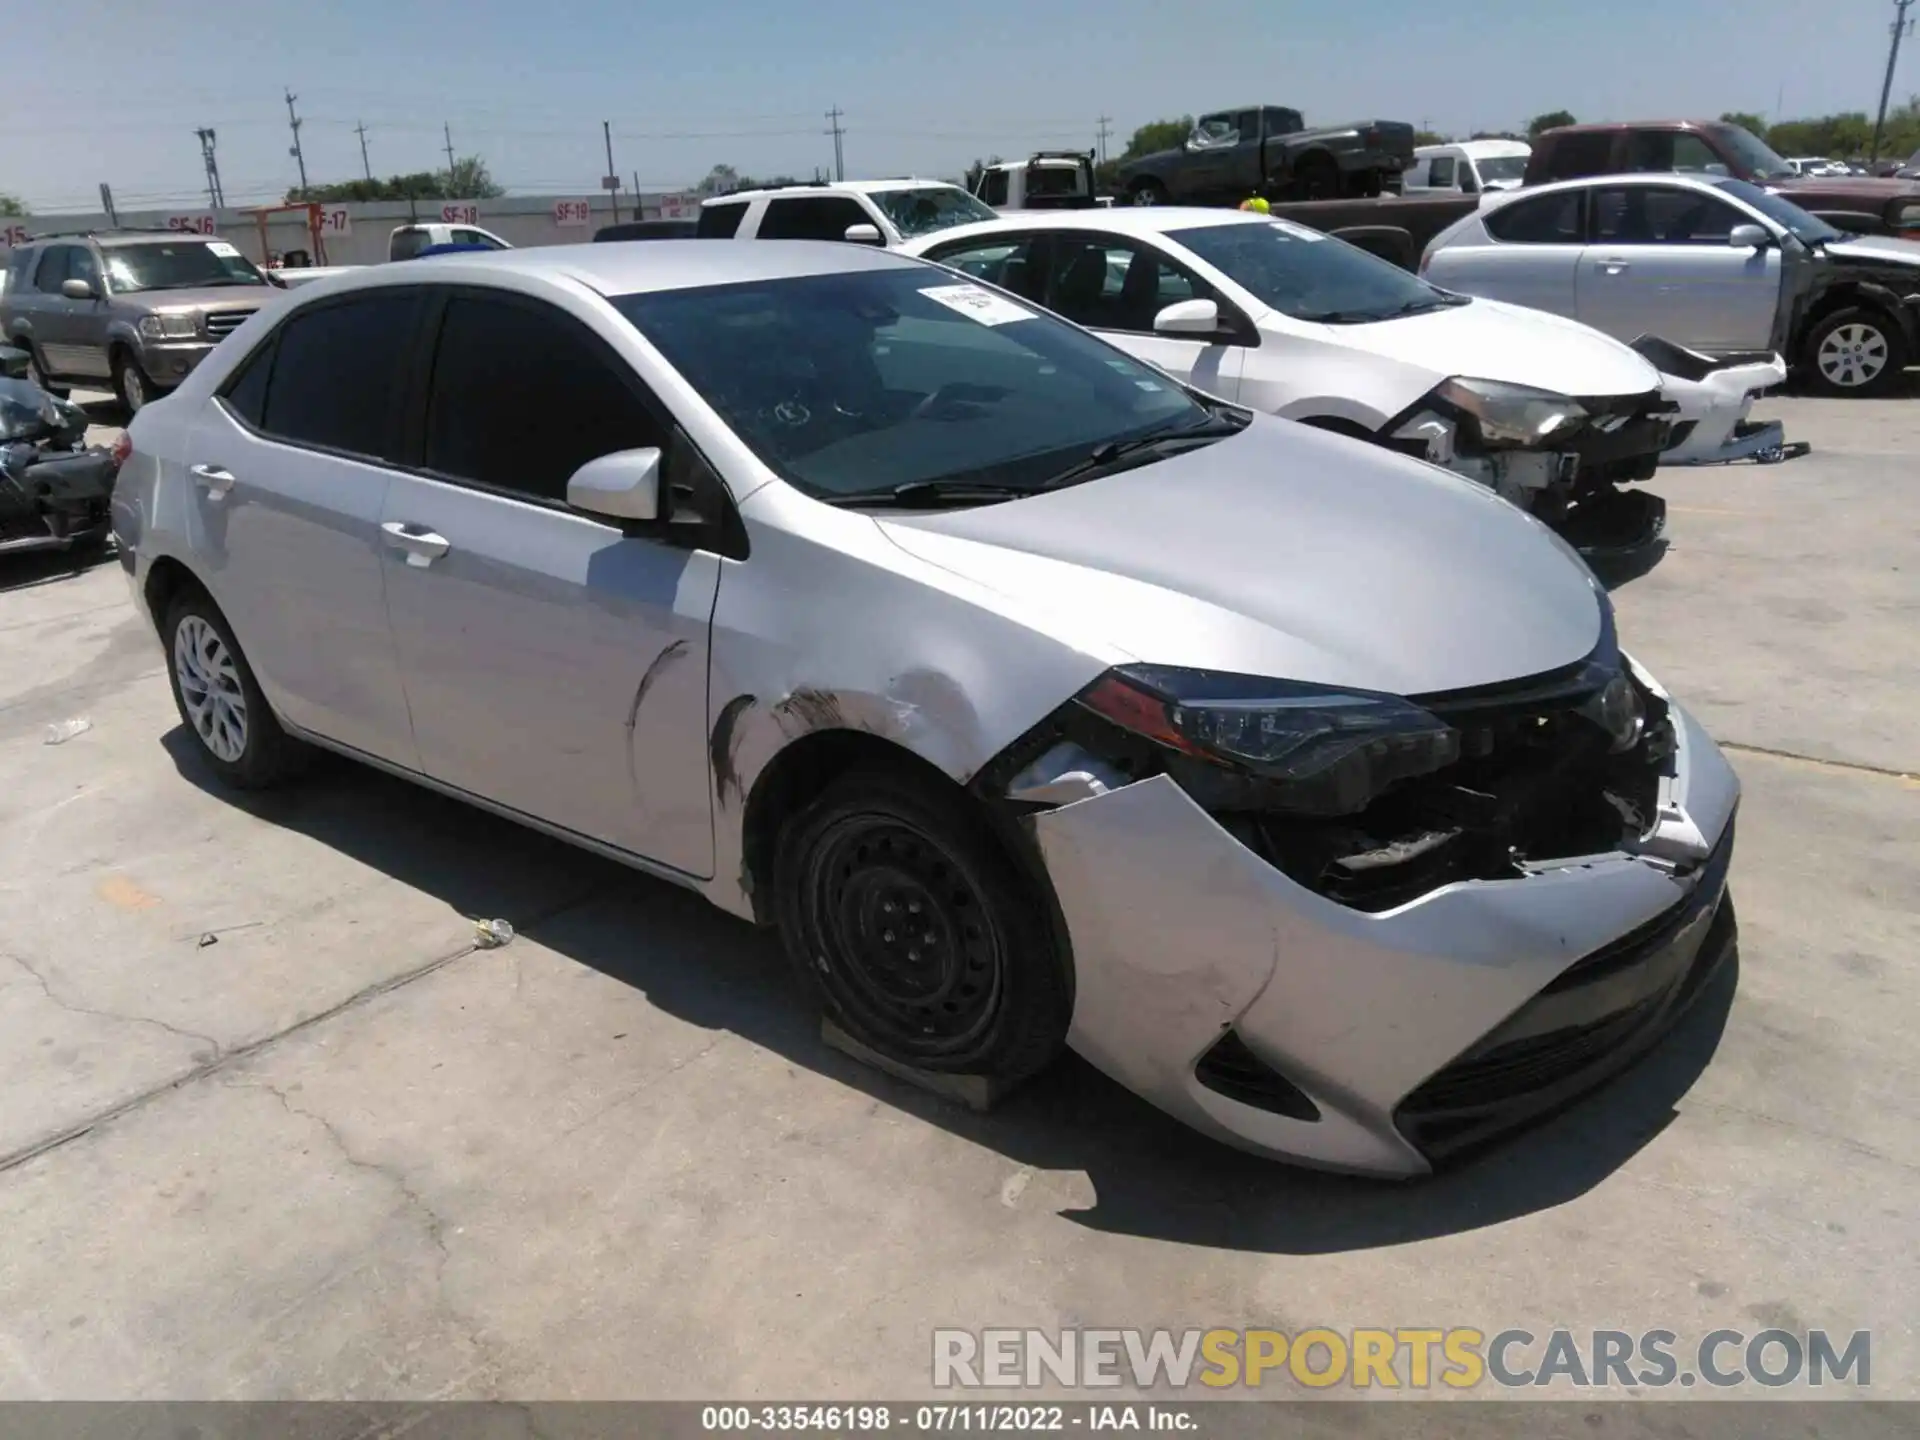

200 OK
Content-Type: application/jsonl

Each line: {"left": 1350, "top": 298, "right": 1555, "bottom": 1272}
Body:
{"left": 1269, "top": 219, "right": 1325, "bottom": 242}
{"left": 919, "top": 283, "right": 1031, "bottom": 326}
{"left": 206, "top": 240, "right": 241, "bottom": 257}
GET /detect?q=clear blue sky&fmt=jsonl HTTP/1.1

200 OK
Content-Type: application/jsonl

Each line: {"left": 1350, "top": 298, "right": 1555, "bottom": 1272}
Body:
{"left": 9, "top": 0, "right": 1913, "bottom": 212}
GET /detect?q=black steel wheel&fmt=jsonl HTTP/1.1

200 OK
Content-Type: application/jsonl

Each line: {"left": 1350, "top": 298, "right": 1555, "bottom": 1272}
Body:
{"left": 772, "top": 766, "right": 1070, "bottom": 1081}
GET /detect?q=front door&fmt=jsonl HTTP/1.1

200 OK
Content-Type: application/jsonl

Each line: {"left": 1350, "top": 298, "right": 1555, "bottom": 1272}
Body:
{"left": 29, "top": 245, "right": 106, "bottom": 379}
{"left": 1037, "top": 232, "right": 1246, "bottom": 401}
{"left": 1576, "top": 185, "right": 1784, "bottom": 351}
{"left": 378, "top": 289, "right": 720, "bottom": 878}
{"left": 183, "top": 289, "right": 423, "bottom": 767}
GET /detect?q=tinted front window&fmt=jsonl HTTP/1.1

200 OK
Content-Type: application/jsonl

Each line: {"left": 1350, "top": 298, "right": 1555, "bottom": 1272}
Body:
{"left": 870, "top": 188, "right": 996, "bottom": 239}
{"left": 1593, "top": 186, "right": 1745, "bottom": 244}
{"left": 1712, "top": 178, "right": 1843, "bottom": 244}
{"left": 424, "top": 294, "right": 665, "bottom": 503}
{"left": 1475, "top": 154, "right": 1528, "bottom": 182}
{"left": 614, "top": 266, "right": 1202, "bottom": 500}
{"left": 1484, "top": 190, "right": 1584, "bottom": 243}
{"left": 390, "top": 229, "right": 429, "bottom": 260}
{"left": 102, "top": 241, "right": 266, "bottom": 293}
{"left": 260, "top": 293, "right": 420, "bottom": 459}
{"left": 924, "top": 237, "right": 1046, "bottom": 301}
{"left": 1171, "top": 219, "right": 1452, "bottom": 323}
{"left": 1045, "top": 236, "right": 1211, "bottom": 332}
{"left": 33, "top": 247, "right": 71, "bottom": 291}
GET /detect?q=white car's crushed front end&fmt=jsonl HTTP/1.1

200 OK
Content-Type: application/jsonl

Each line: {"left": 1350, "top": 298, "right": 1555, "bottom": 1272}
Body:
{"left": 1632, "top": 338, "right": 1793, "bottom": 466}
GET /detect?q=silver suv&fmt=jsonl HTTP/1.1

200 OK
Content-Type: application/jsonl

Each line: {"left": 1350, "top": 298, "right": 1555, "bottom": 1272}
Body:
{"left": 0, "top": 229, "right": 281, "bottom": 412}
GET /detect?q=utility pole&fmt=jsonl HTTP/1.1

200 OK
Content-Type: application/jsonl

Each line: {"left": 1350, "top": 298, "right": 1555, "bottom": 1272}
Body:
{"left": 355, "top": 120, "right": 373, "bottom": 181}
{"left": 604, "top": 120, "right": 621, "bottom": 224}
{"left": 194, "top": 127, "right": 226, "bottom": 211}
{"left": 443, "top": 122, "right": 457, "bottom": 180}
{"left": 1871, "top": 0, "right": 1916, "bottom": 164}
{"left": 284, "top": 90, "right": 309, "bottom": 196}
{"left": 1096, "top": 115, "right": 1112, "bottom": 165}
{"left": 825, "top": 105, "right": 846, "bottom": 181}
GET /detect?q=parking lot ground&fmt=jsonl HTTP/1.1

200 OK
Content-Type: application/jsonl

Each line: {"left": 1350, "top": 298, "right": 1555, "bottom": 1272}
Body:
{"left": 0, "top": 395, "right": 1913, "bottom": 1404}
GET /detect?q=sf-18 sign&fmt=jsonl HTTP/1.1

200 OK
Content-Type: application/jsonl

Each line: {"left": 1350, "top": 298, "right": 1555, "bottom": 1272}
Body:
{"left": 441, "top": 202, "right": 480, "bottom": 225}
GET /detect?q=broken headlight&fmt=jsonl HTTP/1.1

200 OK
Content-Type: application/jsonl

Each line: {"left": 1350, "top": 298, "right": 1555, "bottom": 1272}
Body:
{"left": 1077, "top": 664, "right": 1461, "bottom": 814}
{"left": 1434, "top": 376, "right": 1588, "bottom": 450}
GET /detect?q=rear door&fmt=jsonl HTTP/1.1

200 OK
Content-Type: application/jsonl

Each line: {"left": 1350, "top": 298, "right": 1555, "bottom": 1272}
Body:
{"left": 1035, "top": 231, "right": 1246, "bottom": 399}
{"left": 378, "top": 287, "right": 721, "bottom": 877}
{"left": 1441, "top": 189, "right": 1586, "bottom": 317}
{"left": 1576, "top": 185, "right": 1782, "bottom": 350}
{"left": 184, "top": 289, "right": 425, "bottom": 766}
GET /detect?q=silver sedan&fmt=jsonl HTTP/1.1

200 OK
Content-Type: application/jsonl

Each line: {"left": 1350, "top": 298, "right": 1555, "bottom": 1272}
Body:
{"left": 112, "top": 241, "right": 1739, "bottom": 1177}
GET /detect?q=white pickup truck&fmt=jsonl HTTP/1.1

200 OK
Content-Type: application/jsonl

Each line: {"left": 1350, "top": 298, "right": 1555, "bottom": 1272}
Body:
{"left": 271, "top": 221, "right": 513, "bottom": 288}
{"left": 970, "top": 152, "right": 1114, "bottom": 210}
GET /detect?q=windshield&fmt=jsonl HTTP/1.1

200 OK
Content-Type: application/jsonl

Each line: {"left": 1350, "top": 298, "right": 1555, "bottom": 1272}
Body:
{"left": 871, "top": 188, "right": 997, "bottom": 238}
{"left": 1712, "top": 178, "right": 1845, "bottom": 245}
{"left": 1714, "top": 124, "right": 1796, "bottom": 181}
{"left": 614, "top": 266, "right": 1209, "bottom": 501}
{"left": 1475, "top": 154, "right": 1528, "bottom": 182}
{"left": 103, "top": 240, "right": 267, "bottom": 293}
{"left": 1169, "top": 218, "right": 1462, "bottom": 323}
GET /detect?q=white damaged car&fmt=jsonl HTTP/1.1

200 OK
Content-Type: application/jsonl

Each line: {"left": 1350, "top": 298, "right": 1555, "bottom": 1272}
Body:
{"left": 115, "top": 241, "right": 1739, "bottom": 1177}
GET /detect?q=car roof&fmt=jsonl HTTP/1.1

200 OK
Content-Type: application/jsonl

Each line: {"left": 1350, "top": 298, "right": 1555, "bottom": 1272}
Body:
{"left": 285, "top": 239, "right": 920, "bottom": 298}
{"left": 901, "top": 207, "right": 1270, "bottom": 249}
{"left": 704, "top": 179, "right": 959, "bottom": 205}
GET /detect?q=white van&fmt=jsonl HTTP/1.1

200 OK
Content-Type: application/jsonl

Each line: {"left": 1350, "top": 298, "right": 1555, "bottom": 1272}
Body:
{"left": 1402, "top": 140, "right": 1531, "bottom": 196}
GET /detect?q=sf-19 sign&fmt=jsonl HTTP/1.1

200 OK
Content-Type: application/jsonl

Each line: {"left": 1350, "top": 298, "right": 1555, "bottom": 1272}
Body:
{"left": 553, "top": 199, "right": 593, "bottom": 228}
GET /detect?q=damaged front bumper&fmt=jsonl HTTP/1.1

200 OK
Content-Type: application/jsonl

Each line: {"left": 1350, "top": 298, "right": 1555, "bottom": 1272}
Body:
{"left": 1656, "top": 353, "right": 1791, "bottom": 466}
{"left": 1026, "top": 663, "right": 1739, "bottom": 1179}
{"left": 1391, "top": 392, "right": 1676, "bottom": 557}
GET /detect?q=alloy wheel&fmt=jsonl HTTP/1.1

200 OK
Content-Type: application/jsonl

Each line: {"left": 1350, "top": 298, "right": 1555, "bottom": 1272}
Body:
{"left": 1816, "top": 323, "right": 1889, "bottom": 389}
{"left": 173, "top": 614, "right": 248, "bottom": 763}
{"left": 123, "top": 365, "right": 148, "bottom": 413}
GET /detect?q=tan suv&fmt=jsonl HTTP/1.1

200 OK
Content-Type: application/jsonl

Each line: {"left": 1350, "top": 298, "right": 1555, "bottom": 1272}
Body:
{"left": 0, "top": 229, "right": 282, "bottom": 412}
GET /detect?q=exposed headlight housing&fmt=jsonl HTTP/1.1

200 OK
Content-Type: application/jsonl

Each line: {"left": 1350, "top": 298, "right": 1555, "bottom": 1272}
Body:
{"left": 137, "top": 314, "right": 199, "bottom": 340}
{"left": 1434, "top": 376, "right": 1588, "bottom": 450}
{"left": 1895, "top": 201, "right": 1920, "bottom": 232}
{"left": 1077, "top": 664, "right": 1461, "bottom": 815}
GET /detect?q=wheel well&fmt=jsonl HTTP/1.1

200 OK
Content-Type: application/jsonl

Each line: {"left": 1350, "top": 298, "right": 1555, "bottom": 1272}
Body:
{"left": 738, "top": 729, "right": 973, "bottom": 925}
{"left": 142, "top": 556, "right": 208, "bottom": 634}
{"left": 1803, "top": 286, "right": 1902, "bottom": 338}
{"left": 1296, "top": 414, "right": 1377, "bottom": 441}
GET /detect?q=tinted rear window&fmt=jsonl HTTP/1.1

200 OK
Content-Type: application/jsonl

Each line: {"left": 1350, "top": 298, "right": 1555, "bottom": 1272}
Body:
{"left": 259, "top": 293, "right": 420, "bottom": 459}
{"left": 1484, "top": 191, "right": 1584, "bottom": 243}
{"left": 696, "top": 202, "right": 749, "bottom": 238}
{"left": 1540, "top": 131, "right": 1616, "bottom": 180}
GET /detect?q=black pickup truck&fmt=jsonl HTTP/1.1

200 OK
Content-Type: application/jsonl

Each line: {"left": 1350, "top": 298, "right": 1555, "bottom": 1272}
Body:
{"left": 1115, "top": 106, "right": 1416, "bottom": 206}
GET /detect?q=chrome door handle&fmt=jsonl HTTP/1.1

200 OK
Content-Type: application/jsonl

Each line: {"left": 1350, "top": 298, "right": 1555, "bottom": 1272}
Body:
{"left": 1596, "top": 258, "right": 1630, "bottom": 274}
{"left": 189, "top": 463, "right": 234, "bottom": 498}
{"left": 381, "top": 520, "right": 452, "bottom": 567}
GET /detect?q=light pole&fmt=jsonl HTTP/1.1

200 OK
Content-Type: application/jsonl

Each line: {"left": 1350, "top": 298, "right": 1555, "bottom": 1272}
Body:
{"left": 1870, "top": 0, "right": 1915, "bottom": 166}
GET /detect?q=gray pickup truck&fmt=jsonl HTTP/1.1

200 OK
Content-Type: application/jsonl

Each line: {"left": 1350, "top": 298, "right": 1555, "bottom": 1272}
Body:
{"left": 1115, "top": 106, "right": 1416, "bottom": 207}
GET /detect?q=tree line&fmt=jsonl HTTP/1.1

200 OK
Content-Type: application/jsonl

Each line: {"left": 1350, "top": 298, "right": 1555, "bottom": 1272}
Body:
{"left": 286, "top": 156, "right": 504, "bottom": 204}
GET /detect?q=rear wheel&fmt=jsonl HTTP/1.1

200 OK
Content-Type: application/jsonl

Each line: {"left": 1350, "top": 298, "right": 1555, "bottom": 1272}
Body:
{"left": 1801, "top": 306, "right": 1910, "bottom": 397}
{"left": 1128, "top": 178, "right": 1168, "bottom": 207}
{"left": 772, "top": 766, "right": 1070, "bottom": 1083}
{"left": 162, "top": 590, "right": 305, "bottom": 788}
{"left": 1294, "top": 152, "right": 1342, "bottom": 201}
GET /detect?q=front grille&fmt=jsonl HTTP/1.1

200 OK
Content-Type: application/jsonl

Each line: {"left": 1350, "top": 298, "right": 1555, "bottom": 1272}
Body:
{"left": 204, "top": 309, "right": 254, "bottom": 340}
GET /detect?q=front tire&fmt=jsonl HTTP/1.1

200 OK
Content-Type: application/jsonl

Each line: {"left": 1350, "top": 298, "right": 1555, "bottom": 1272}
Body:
{"left": 772, "top": 766, "right": 1071, "bottom": 1083}
{"left": 162, "top": 590, "right": 304, "bottom": 788}
{"left": 1801, "top": 307, "right": 1910, "bottom": 397}
{"left": 113, "top": 350, "right": 160, "bottom": 414}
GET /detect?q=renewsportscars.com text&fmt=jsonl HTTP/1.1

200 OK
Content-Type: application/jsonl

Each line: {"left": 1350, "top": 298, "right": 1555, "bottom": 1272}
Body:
{"left": 932, "top": 1327, "right": 1871, "bottom": 1391}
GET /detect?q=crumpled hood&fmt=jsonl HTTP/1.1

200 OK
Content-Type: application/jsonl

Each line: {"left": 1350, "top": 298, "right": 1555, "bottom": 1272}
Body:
{"left": 878, "top": 416, "right": 1605, "bottom": 696}
{"left": 1823, "top": 233, "right": 1920, "bottom": 269}
{"left": 1312, "top": 296, "right": 1663, "bottom": 399}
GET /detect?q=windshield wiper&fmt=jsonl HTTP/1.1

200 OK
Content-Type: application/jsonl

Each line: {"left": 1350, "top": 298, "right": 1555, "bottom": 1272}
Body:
{"left": 819, "top": 480, "right": 1038, "bottom": 509}
{"left": 1037, "top": 414, "right": 1247, "bottom": 490}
